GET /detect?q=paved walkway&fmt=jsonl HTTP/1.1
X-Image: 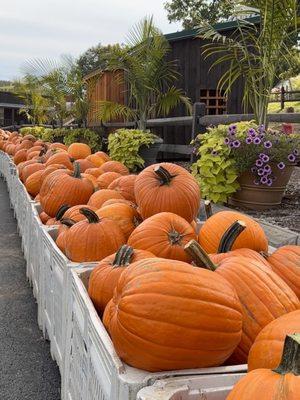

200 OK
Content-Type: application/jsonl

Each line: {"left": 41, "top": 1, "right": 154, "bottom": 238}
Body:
{"left": 0, "top": 178, "right": 60, "bottom": 400}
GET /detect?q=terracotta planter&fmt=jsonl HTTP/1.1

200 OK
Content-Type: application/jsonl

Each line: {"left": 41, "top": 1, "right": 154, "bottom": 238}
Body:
{"left": 138, "top": 136, "right": 163, "bottom": 168}
{"left": 229, "top": 164, "right": 295, "bottom": 210}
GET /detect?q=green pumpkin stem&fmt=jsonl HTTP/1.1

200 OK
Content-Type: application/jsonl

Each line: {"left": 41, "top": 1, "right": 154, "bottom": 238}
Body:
{"left": 184, "top": 240, "right": 217, "bottom": 271}
{"left": 60, "top": 218, "right": 76, "bottom": 228}
{"left": 113, "top": 245, "right": 134, "bottom": 267}
{"left": 217, "top": 220, "right": 246, "bottom": 253}
{"left": 79, "top": 208, "right": 99, "bottom": 223}
{"left": 73, "top": 162, "right": 81, "bottom": 178}
{"left": 154, "top": 165, "right": 175, "bottom": 185}
{"left": 204, "top": 200, "right": 213, "bottom": 219}
{"left": 273, "top": 334, "right": 300, "bottom": 376}
{"left": 55, "top": 204, "right": 70, "bottom": 221}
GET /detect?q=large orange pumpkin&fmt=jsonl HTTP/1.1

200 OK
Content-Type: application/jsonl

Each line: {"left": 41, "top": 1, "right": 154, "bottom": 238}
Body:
{"left": 186, "top": 241, "right": 300, "bottom": 364}
{"left": 25, "top": 169, "right": 45, "bottom": 197}
{"left": 64, "top": 208, "right": 126, "bottom": 262}
{"left": 227, "top": 334, "right": 300, "bottom": 400}
{"left": 74, "top": 158, "right": 95, "bottom": 172}
{"left": 94, "top": 151, "right": 111, "bottom": 162}
{"left": 56, "top": 219, "right": 76, "bottom": 253}
{"left": 88, "top": 189, "right": 124, "bottom": 209}
{"left": 108, "top": 174, "right": 137, "bottom": 202}
{"left": 46, "top": 152, "right": 74, "bottom": 170}
{"left": 248, "top": 310, "right": 300, "bottom": 371}
{"left": 88, "top": 245, "right": 155, "bottom": 315}
{"left": 267, "top": 245, "right": 300, "bottom": 299}
{"left": 96, "top": 172, "right": 122, "bottom": 189}
{"left": 13, "top": 149, "right": 28, "bottom": 165}
{"left": 96, "top": 203, "right": 142, "bottom": 239}
{"left": 62, "top": 204, "right": 98, "bottom": 223}
{"left": 103, "top": 257, "right": 243, "bottom": 372}
{"left": 39, "top": 163, "right": 94, "bottom": 217}
{"left": 100, "top": 161, "right": 129, "bottom": 175}
{"left": 86, "top": 154, "right": 106, "bottom": 167}
{"left": 81, "top": 173, "right": 99, "bottom": 191}
{"left": 68, "top": 143, "right": 91, "bottom": 160}
{"left": 134, "top": 163, "right": 200, "bottom": 223}
{"left": 198, "top": 210, "right": 268, "bottom": 253}
{"left": 128, "top": 212, "right": 197, "bottom": 262}
{"left": 22, "top": 162, "right": 45, "bottom": 183}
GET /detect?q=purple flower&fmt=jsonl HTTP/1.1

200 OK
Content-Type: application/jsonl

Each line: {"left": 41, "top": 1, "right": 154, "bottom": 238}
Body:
{"left": 253, "top": 179, "right": 260, "bottom": 185}
{"left": 277, "top": 162, "right": 285, "bottom": 170}
{"left": 229, "top": 142, "right": 235, "bottom": 148}
{"left": 245, "top": 137, "right": 253, "bottom": 144}
{"left": 258, "top": 124, "right": 265, "bottom": 133}
{"left": 248, "top": 128, "right": 256, "bottom": 138}
{"left": 288, "top": 154, "right": 296, "bottom": 163}
{"left": 256, "top": 159, "right": 264, "bottom": 167}
{"left": 233, "top": 140, "right": 241, "bottom": 148}
{"left": 251, "top": 166, "right": 257, "bottom": 173}
{"left": 264, "top": 141, "right": 272, "bottom": 149}
{"left": 262, "top": 154, "right": 270, "bottom": 163}
{"left": 224, "top": 137, "right": 230, "bottom": 145}
{"left": 228, "top": 125, "right": 236, "bottom": 136}
{"left": 257, "top": 168, "right": 264, "bottom": 176}
{"left": 293, "top": 149, "right": 299, "bottom": 156}
{"left": 263, "top": 165, "right": 271, "bottom": 174}
{"left": 211, "top": 150, "right": 218, "bottom": 156}
{"left": 259, "top": 153, "right": 266, "bottom": 159}
{"left": 253, "top": 137, "right": 261, "bottom": 145}
{"left": 260, "top": 176, "right": 268, "bottom": 185}
{"left": 267, "top": 178, "right": 273, "bottom": 186}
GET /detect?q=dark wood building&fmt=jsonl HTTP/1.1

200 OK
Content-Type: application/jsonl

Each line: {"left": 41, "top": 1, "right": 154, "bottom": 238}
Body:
{"left": 0, "top": 91, "right": 28, "bottom": 127}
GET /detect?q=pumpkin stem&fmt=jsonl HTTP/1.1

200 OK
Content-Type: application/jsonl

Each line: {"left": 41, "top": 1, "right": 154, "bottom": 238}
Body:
{"left": 39, "top": 148, "right": 46, "bottom": 157}
{"left": 260, "top": 251, "right": 270, "bottom": 259}
{"left": 55, "top": 204, "right": 70, "bottom": 221}
{"left": 60, "top": 218, "right": 76, "bottom": 228}
{"left": 73, "top": 162, "right": 81, "bottom": 178}
{"left": 168, "top": 230, "right": 183, "bottom": 245}
{"left": 204, "top": 200, "right": 213, "bottom": 219}
{"left": 184, "top": 240, "right": 217, "bottom": 271}
{"left": 79, "top": 208, "right": 99, "bottom": 223}
{"left": 154, "top": 166, "right": 175, "bottom": 185}
{"left": 217, "top": 220, "right": 246, "bottom": 253}
{"left": 113, "top": 245, "right": 134, "bottom": 267}
{"left": 273, "top": 334, "right": 300, "bottom": 376}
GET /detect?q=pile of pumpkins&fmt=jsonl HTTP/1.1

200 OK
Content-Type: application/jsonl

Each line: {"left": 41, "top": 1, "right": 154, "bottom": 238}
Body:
{"left": 1, "top": 128, "right": 299, "bottom": 399}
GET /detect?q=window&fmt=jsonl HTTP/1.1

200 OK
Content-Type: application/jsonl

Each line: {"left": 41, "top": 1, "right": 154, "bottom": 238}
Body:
{"left": 200, "top": 89, "right": 227, "bottom": 115}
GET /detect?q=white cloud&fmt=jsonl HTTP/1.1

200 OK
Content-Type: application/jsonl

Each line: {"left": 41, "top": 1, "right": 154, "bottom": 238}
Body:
{"left": 0, "top": 0, "right": 181, "bottom": 80}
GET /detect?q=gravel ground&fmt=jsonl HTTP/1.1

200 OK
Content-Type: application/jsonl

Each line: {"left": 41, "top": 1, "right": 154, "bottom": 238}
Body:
{"left": 0, "top": 178, "right": 61, "bottom": 400}
{"left": 176, "top": 162, "right": 300, "bottom": 233}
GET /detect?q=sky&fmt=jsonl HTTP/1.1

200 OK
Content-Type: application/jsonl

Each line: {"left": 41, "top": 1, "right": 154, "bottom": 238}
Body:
{"left": 0, "top": 0, "right": 182, "bottom": 81}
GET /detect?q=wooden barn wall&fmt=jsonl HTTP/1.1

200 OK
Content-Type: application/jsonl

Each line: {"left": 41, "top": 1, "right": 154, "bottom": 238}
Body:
{"left": 87, "top": 70, "right": 125, "bottom": 126}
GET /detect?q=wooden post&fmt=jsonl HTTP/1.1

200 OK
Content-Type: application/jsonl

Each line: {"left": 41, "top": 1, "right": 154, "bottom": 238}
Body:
{"left": 280, "top": 86, "right": 285, "bottom": 110}
{"left": 191, "top": 102, "right": 206, "bottom": 162}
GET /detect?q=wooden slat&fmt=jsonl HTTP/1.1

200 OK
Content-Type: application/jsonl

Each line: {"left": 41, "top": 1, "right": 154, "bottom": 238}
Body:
{"left": 159, "top": 144, "right": 193, "bottom": 155}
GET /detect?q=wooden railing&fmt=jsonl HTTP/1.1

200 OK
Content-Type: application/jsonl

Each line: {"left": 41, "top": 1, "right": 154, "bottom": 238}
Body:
{"left": 269, "top": 87, "right": 300, "bottom": 109}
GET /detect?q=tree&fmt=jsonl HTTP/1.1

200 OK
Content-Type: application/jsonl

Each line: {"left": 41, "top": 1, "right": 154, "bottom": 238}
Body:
{"left": 199, "top": 0, "right": 298, "bottom": 126}
{"left": 96, "top": 16, "right": 192, "bottom": 131}
{"left": 164, "top": 0, "right": 258, "bottom": 28}
{"left": 77, "top": 43, "right": 123, "bottom": 76}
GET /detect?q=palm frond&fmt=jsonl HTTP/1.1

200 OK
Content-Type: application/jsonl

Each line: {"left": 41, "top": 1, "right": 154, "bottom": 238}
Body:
{"left": 95, "top": 101, "right": 137, "bottom": 123}
{"left": 156, "top": 87, "right": 192, "bottom": 116}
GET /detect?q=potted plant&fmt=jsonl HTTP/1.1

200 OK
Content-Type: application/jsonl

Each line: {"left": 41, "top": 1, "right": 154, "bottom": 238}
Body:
{"left": 192, "top": 122, "right": 299, "bottom": 210}
{"left": 108, "top": 129, "right": 162, "bottom": 171}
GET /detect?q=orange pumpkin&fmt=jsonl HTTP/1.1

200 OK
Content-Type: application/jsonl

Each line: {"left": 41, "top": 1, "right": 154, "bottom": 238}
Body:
{"left": 227, "top": 334, "right": 300, "bottom": 400}
{"left": 88, "top": 245, "right": 155, "bottom": 314}
{"left": 84, "top": 168, "right": 103, "bottom": 178}
{"left": 25, "top": 169, "right": 45, "bottom": 197}
{"left": 96, "top": 172, "right": 122, "bottom": 189}
{"left": 128, "top": 212, "right": 197, "bottom": 262}
{"left": 100, "top": 161, "right": 129, "bottom": 175}
{"left": 88, "top": 189, "right": 124, "bottom": 209}
{"left": 39, "top": 163, "right": 94, "bottom": 217}
{"left": 74, "top": 158, "right": 95, "bottom": 172}
{"left": 248, "top": 310, "right": 300, "bottom": 371}
{"left": 39, "top": 211, "right": 51, "bottom": 224}
{"left": 40, "top": 164, "right": 67, "bottom": 186}
{"left": 198, "top": 210, "right": 268, "bottom": 253}
{"left": 46, "top": 152, "right": 74, "bottom": 170}
{"left": 86, "top": 154, "right": 106, "bottom": 167}
{"left": 46, "top": 204, "right": 71, "bottom": 226}
{"left": 49, "top": 142, "right": 68, "bottom": 151}
{"left": 186, "top": 241, "right": 300, "bottom": 364}
{"left": 101, "top": 198, "right": 137, "bottom": 208}
{"left": 62, "top": 204, "right": 98, "bottom": 223}
{"left": 96, "top": 203, "right": 142, "bottom": 239}
{"left": 267, "top": 245, "right": 300, "bottom": 299}
{"left": 81, "top": 173, "right": 99, "bottom": 191}
{"left": 68, "top": 143, "right": 91, "bottom": 160}
{"left": 56, "top": 219, "right": 76, "bottom": 253}
{"left": 134, "top": 163, "right": 200, "bottom": 223}
{"left": 108, "top": 174, "right": 137, "bottom": 202}
{"left": 13, "top": 149, "right": 28, "bottom": 165}
{"left": 16, "top": 139, "right": 33, "bottom": 152}
{"left": 22, "top": 162, "right": 45, "bottom": 183}
{"left": 103, "top": 257, "right": 243, "bottom": 371}
{"left": 64, "top": 208, "right": 126, "bottom": 262}
{"left": 94, "top": 151, "right": 110, "bottom": 162}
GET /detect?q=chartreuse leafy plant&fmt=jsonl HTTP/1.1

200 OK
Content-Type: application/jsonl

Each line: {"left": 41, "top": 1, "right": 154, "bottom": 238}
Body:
{"left": 191, "top": 121, "right": 257, "bottom": 203}
{"left": 108, "top": 129, "right": 156, "bottom": 171}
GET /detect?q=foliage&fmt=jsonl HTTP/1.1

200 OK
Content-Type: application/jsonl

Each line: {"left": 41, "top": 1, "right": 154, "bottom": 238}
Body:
{"left": 291, "top": 75, "right": 300, "bottom": 91}
{"left": 199, "top": 1, "right": 298, "bottom": 126}
{"left": 191, "top": 121, "right": 300, "bottom": 203}
{"left": 96, "top": 16, "right": 192, "bottom": 130}
{"left": 268, "top": 101, "right": 300, "bottom": 113}
{"left": 77, "top": 43, "right": 123, "bottom": 76}
{"left": 108, "top": 129, "right": 156, "bottom": 171}
{"left": 164, "top": 0, "right": 235, "bottom": 28}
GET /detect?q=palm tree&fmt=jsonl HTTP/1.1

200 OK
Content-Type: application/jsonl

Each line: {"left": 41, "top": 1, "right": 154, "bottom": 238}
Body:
{"left": 13, "top": 75, "right": 50, "bottom": 124}
{"left": 199, "top": 0, "right": 298, "bottom": 126}
{"left": 96, "top": 16, "right": 192, "bottom": 131}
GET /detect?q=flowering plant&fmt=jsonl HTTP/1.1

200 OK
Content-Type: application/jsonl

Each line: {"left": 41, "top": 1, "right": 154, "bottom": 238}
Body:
{"left": 191, "top": 122, "right": 299, "bottom": 203}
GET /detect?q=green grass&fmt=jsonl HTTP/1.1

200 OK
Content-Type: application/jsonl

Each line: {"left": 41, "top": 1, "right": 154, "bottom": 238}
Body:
{"left": 268, "top": 101, "right": 300, "bottom": 113}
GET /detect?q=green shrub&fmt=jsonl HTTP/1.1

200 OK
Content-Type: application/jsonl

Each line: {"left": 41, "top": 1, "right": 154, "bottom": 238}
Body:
{"left": 108, "top": 129, "right": 156, "bottom": 171}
